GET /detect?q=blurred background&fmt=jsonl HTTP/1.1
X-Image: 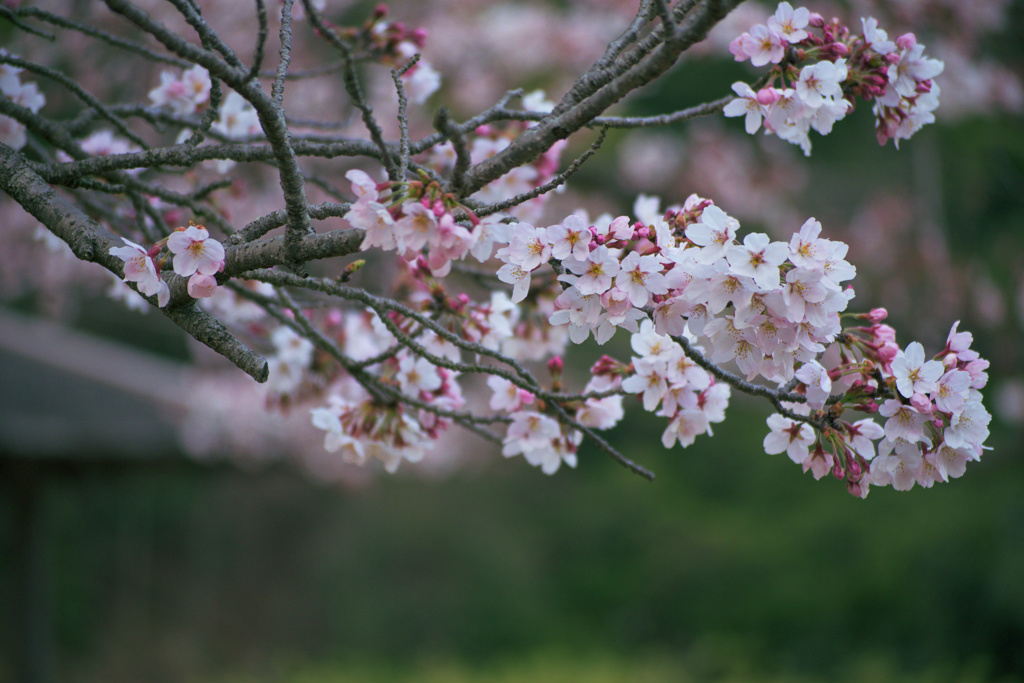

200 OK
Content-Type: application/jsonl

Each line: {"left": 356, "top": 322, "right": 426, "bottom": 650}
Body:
{"left": 2, "top": 0, "right": 1024, "bottom": 681}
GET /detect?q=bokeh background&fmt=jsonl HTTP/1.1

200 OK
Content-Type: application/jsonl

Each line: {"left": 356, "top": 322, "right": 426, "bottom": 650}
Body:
{"left": 2, "top": 0, "right": 1024, "bottom": 681}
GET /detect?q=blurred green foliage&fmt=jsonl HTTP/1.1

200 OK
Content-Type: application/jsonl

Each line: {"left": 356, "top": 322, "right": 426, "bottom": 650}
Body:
{"left": 2, "top": 400, "right": 1022, "bottom": 682}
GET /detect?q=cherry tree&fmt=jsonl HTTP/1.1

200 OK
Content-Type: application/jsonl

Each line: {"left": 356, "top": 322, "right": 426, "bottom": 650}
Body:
{"left": 0, "top": 0, "right": 995, "bottom": 496}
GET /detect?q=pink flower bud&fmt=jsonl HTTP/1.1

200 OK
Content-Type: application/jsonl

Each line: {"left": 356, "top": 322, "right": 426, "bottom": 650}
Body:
{"left": 878, "top": 341, "right": 899, "bottom": 366}
{"left": 867, "top": 307, "right": 888, "bottom": 323}
{"left": 872, "top": 324, "right": 897, "bottom": 343}
{"left": 909, "top": 393, "right": 933, "bottom": 413}
{"left": 849, "top": 458, "right": 862, "bottom": 478}
{"left": 847, "top": 481, "right": 862, "bottom": 497}
{"left": 547, "top": 355, "right": 564, "bottom": 375}
{"left": 831, "top": 42, "right": 849, "bottom": 57}
{"left": 832, "top": 462, "right": 845, "bottom": 479}
{"left": 895, "top": 33, "right": 916, "bottom": 50}
{"left": 590, "top": 355, "right": 621, "bottom": 376}
{"left": 756, "top": 87, "right": 780, "bottom": 106}
{"left": 808, "top": 12, "right": 825, "bottom": 27}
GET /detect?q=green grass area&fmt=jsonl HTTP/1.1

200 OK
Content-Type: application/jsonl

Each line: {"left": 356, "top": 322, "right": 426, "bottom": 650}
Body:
{"left": 210, "top": 647, "right": 1004, "bottom": 683}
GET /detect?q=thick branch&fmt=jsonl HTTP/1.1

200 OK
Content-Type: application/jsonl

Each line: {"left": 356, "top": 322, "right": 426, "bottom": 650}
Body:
{"left": 0, "top": 143, "right": 268, "bottom": 383}
{"left": 459, "top": 0, "right": 742, "bottom": 196}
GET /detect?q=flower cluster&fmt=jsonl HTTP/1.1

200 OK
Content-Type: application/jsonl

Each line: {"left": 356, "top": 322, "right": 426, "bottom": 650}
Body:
{"left": 724, "top": 3, "right": 943, "bottom": 153}
{"left": 487, "top": 192, "right": 992, "bottom": 491}
{"left": 334, "top": 3, "right": 441, "bottom": 104}
{"left": 109, "top": 223, "right": 225, "bottom": 308}
{"left": 306, "top": 308, "right": 467, "bottom": 473}
{"left": 344, "top": 169, "right": 509, "bottom": 277}
{"left": 763, "top": 317, "right": 991, "bottom": 497}
{"left": 148, "top": 65, "right": 260, "bottom": 173}
{"left": 498, "top": 196, "right": 854, "bottom": 384}
{"left": 0, "top": 49, "right": 46, "bottom": 150}
{"left": 148, "top": 64, "right": 212, "bottom": 116}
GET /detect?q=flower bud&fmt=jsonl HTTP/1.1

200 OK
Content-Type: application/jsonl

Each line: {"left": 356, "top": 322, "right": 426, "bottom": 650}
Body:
{"left": 877, "top": 341, "right": 899, "bottom": 366}
{"left": 895, "top": 33, "right": 916, "bottom": 50}
{"left": 547, "top": 355, "right": 564, "bottom": 376}
{"left": 590, "top": 355, "right": 623, "bottom": 376}
{"left": 187, "top": 273, "right": 218, "bottom": 298}
{"left": 909, "top": 393, "right": 933, "bottom": 413}
{"left": 756, "top": 87, "right": 780, "bottom": 106}
{"left": 849, "top": 458, "right": 862, "bottom": 478}
{"left": 866, "top": 307, "right": 887, "bottom": 323}
{"left": 344, "top": 259, "right": 366, "bottom": 279}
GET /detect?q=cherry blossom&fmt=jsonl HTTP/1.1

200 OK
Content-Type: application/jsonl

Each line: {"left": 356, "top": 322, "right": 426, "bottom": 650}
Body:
{"left": 167, "top": 224, "right": 225, "bottom": 278}
{"left": 763, "top": 413, "right": 815, "bottom": 463}
{"left": 767, "top": 2, "right": 809, "bottom": 44}
{"left": 890, "top": 341, "right": 943, "bottom": 398}
{"left": 563, "top": 245, "right": 619, "bottom": 297}
{"left": 723, "top": 82, "right": 766, "bottom": 134}
{"left": 725, "top": 232, "right": 788, "bottom": 290}
{"left": 109, "top": 238, "right": 170, "bottom": 308}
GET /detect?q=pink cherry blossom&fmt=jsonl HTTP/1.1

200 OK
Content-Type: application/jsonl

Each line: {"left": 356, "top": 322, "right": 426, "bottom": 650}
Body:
{"left": 890, "top": 341, "right": 943, "bottom": 398}
{"left": 109, "top": 238, "right": 170, "bottom": 307}
{"left": 795, "top": 360, "right": 831, "bottom": 409}
{"left": 621, "top": 357, "right": 669, "bottom": 412}
{"left": 167, "top": 225, "right": 225, "bottom": 277}
{"left": 763, "top": 413, "right": 815, "bottom": 463}
{"left": 546, "top": 214, "right": 591, "bottom": 261}
{"left": 661, "top": 408, "right": 709, "bottom": 448}
{"left": 723, "top": 82, "right": 766, "bottom": 134}
{"left": 742, "top": 23, "right": 786, "bottom": 67}
{"left": 564, "top": 245, "right": 619, "bottom": 296}
{"left": 685, "top": 204, "right": 738, "bottom": 264}
{"left": 767, "top": 2, "right": 809, "bottom": 44}
{"left": 725, "top": 232, "right": 788, "bottom": 290}
{"left": 615, "top": 251, "right": 667, "bottom": 307}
